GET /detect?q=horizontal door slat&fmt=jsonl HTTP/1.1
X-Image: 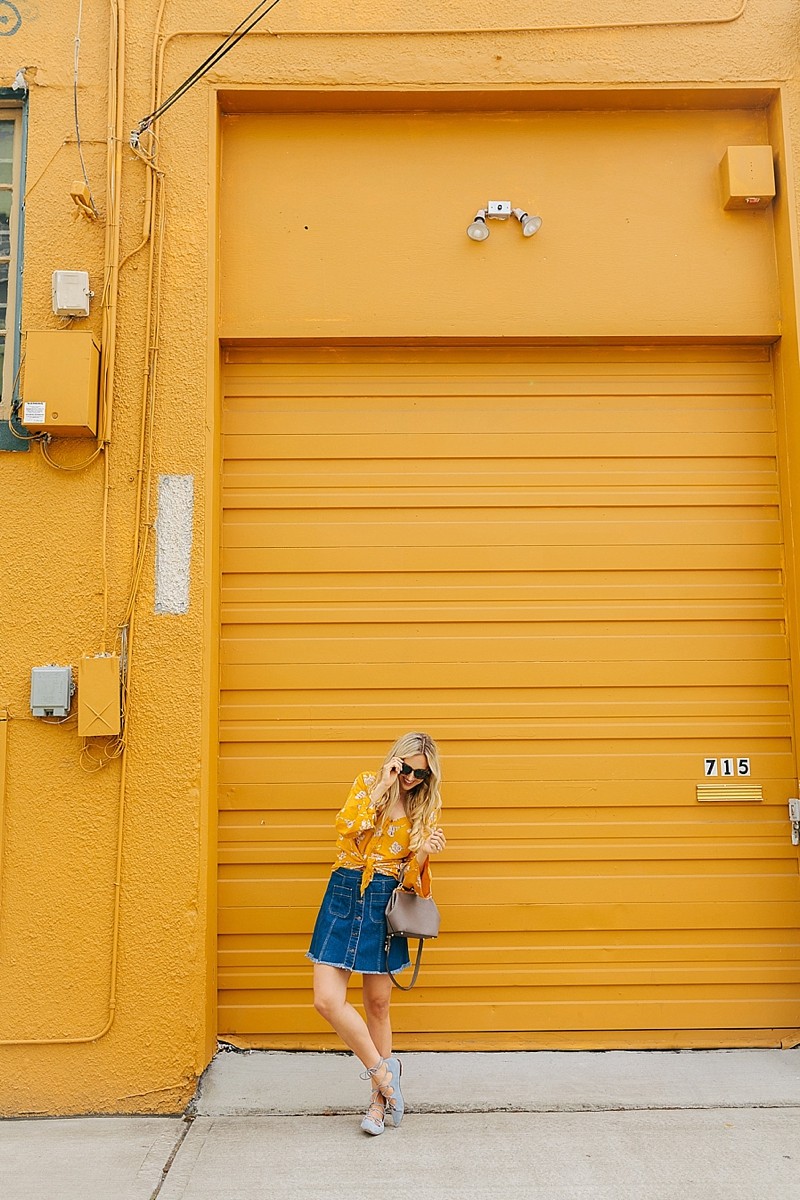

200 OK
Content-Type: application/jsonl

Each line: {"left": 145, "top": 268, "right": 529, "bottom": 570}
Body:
{"left": 219, "top": 344, "right": 799, "bottom": 1047}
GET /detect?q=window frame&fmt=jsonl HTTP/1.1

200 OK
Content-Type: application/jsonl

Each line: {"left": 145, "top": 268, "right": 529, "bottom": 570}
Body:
{"left": 0, "top": 97, "right": 25, "bottom": 451}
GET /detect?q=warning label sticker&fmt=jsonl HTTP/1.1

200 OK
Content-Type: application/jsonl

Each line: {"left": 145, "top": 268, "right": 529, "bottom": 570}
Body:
{"left": 23, "top": 402, "right": 45, "bottom": 424}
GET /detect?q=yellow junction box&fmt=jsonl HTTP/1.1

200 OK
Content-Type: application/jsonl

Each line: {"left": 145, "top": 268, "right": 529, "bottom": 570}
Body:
{"left": 719, "top": 144, "right": 776, "bottom": 211}
{"left": 77, "top": 654, "right": 121, "bottom": 737}
{"left": 22, "top": 330, "right": 100, "bottom": 438}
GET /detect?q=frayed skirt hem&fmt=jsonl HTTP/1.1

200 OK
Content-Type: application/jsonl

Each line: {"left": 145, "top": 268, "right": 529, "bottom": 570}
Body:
{"left": 305, "top": 951, "right": 411, "bottom": 975}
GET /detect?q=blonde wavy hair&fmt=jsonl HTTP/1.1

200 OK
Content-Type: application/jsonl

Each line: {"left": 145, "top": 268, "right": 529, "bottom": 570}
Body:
{"left": 374, "top": 731, "right": 442, "bottom": 852}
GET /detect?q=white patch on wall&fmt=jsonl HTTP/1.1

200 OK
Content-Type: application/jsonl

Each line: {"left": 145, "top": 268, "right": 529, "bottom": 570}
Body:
{"left": 155, "top": 474, "right": 194, "bottom": 614}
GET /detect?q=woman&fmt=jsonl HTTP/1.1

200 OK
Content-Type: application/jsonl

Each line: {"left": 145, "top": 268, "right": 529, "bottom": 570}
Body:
{"left": 307, "top": 731, "right": 446, "bottom": 1136}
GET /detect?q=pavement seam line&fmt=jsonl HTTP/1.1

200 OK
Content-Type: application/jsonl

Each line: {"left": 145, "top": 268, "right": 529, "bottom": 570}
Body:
{"left": 198, "top": 1101, "right": 800, "bottom": 1117}
{"left": 147, "top": 1115, "right": 194, "bottom": 1200}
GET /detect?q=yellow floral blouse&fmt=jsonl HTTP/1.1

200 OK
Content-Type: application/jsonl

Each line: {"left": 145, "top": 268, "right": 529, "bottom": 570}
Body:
{"left": 332, "top": 771, "right": 432, "bottom": 898}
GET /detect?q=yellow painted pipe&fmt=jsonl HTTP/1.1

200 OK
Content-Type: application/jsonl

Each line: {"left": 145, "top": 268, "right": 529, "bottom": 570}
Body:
{"left": 153, "top": 0, "right": 748, "bottom": 57}
{"left": 0, "top": 712, "right": 7, "bottom": 926}
{"left": 0, "top": 0, "right": 128, "bottom": 1047}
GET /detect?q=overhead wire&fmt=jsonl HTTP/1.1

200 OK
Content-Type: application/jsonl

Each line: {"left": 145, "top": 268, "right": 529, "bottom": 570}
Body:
{"left": 141, "top": 2, "right": 753, "bottom": 168}
{"left": 131, "top": 0, "right": 287, "bottom": 144}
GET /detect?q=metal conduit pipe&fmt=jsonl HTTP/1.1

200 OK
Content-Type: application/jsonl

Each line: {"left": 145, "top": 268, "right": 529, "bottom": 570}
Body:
{"left": 0, "top": 714, "right": 7, "bottom": 929}
{"left": 0, "top": 0, "right": 128, "bottom": 1048}
{"left": 155, "top": 2, "right": 749, "bottom": 45}
{"left": 151, "top": 2, "right": 752, "bottom": 132}
{"left": 99, "top": 0, "right": 126, "bottom": 446}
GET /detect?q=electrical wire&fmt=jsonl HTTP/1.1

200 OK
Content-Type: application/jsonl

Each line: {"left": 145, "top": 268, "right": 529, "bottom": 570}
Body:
{"left": 101, "top": 447, "right": 110, "bottom": 651}
{"left": 39, "top": 437, "right": 104, "bottom": 472}
{"left": 5, "top": 417, "right": 39, "bottom": 441}
{"left": 131, "top": 0, "right": 286, "bottom": 143}
{"left": 6, "top": 410, "right": 36, "bottom": 445}
{"left": 112, "top": 169, "right": 167, "bottom": 757}
{"left": 5, "top": 354, "right": 41, "bottom": 442}
{"left": 73, "top": 0, "right": 99, "bottom": 218}
{"left": 23, "top": 138, "right": 69, "bottom": 202}
{"left": 96, "top": 0, "right": 126, "bottom": 450}
{"left": 5, "top": 406, "right": 40, "bottom": 440}
{"left": 80, "top": 3, "right": 171, "bottom": 779}
{"left": 22, "top": 136, "right": 105, "bottom": 205}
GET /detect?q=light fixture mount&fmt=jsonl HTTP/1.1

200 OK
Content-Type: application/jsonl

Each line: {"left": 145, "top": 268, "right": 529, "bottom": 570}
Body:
{"left": 467, "top": 200, "right": 542, "bottom": 241}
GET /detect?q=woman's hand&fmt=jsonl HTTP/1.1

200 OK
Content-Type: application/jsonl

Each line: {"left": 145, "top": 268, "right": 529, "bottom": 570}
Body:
{"left": 371, "top": 756, "right": 405, "bottom": 801}
{"left": 420, "top": 827, "right": 446, "bottom": 858}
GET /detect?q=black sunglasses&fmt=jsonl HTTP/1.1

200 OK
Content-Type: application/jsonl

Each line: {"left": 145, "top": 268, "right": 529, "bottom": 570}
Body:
{"left": 399, "top": 762, "right": 431, "bottom": 781}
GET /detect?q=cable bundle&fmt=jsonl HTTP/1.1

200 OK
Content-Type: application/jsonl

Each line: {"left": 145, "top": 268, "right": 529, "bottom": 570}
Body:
{"left": 131, "top": 0, "right": 286, "bottom": 146}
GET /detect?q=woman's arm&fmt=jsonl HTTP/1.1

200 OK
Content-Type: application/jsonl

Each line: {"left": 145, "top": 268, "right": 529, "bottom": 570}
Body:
{"left": 334, "top": 773, "right": 378, "bottom": 836}
{"left": 403, "top": 827, "right": 446, "bottom": 897}
{"left": 402, "top": 854, "right": 431, "bottom": 898}
{"left": 368, "top": 756, "right": 405, "bottom": 804}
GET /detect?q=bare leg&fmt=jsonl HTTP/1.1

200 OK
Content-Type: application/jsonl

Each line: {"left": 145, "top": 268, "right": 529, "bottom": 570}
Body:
{"left": 313, "top": 963, "right": 383, "bottom": 1070}
{"left": 361, "top": 973, "right": 395, "bottom": 1125}
{"left": 363, "top": 973, "right": 394, "bottom": 1059}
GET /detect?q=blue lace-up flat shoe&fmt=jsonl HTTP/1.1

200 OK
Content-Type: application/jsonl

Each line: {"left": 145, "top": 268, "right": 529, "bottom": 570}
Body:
{"left": 360, "top": 1056, "right": 405, "bottom": 1129}
{"left": 360, "top": 1089, "right": 385, "bottom": 1136}
{"left": 379, "top": 1056, "right": 404, "bottom": 1127}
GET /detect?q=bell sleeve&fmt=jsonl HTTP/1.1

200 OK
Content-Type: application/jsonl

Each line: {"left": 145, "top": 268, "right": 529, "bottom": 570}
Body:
{"left": 334, "top": 772, "right": 378, "bottom": 840}
{"left": 402, "top": 853, "right": 432, "bottom": 898}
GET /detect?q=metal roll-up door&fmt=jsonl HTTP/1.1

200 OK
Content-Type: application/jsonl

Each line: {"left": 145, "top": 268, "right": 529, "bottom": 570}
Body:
{"left": 218, "top": 344, "right": 800, "bottom": 1049}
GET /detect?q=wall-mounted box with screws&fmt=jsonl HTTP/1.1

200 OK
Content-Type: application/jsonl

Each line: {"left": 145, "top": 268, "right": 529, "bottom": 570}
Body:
{"left": 30, "top": 665, "right": 74, "bottom": 717}
{"left": 719, "top": 146, "right": 775, "bottom": 211}
{"left": 22, "top": 330, "right": 100, "bottom": 437}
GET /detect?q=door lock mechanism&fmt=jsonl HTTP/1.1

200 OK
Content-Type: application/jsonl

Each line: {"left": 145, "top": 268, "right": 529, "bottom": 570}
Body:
{"left": 789, "top": 799, "right": 800, "bottom": 846}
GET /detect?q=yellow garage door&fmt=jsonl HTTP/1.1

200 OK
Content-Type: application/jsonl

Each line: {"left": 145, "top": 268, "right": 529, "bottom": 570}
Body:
{"left": 218, "top": 344, "right": 800, "bottom": 1050}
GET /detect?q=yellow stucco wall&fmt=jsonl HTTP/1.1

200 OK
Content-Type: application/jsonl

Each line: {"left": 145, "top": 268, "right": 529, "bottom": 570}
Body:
{"left": 0, "top": 0, "right": 799, "bottom": 1114}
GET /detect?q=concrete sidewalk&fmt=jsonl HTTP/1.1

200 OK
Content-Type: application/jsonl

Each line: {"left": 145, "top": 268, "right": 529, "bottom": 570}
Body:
{"left": 2, "top": 1050, "right": 799, "bottom": 1200}
{"left": 197, "top": 1044, "right": 800, "bottom": 1114}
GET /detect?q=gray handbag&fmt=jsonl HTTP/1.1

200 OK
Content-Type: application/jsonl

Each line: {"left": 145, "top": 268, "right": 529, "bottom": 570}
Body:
{"left": 384, "top": 886, "right": 441, "bottom": 990}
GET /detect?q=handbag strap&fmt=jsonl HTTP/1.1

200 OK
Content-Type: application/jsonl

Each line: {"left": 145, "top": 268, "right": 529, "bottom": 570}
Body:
{"left": 385, "top": 935, "right": 425, "bottom": 991}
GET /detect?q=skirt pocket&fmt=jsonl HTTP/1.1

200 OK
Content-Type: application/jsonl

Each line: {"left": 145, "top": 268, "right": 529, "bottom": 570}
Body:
{"left": 328, "top": 884, "right": 353, "bottom": 920}
{"left": 368, "top": 885, "right": 395, "bottom": 924}
{"left": 306, "top": 868, "right": 410, "bottom": 974}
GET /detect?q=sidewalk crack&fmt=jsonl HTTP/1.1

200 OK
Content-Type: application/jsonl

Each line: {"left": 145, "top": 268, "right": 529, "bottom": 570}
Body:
{"left": 148, "top": 1115, "right": 195, "bottom": 1200}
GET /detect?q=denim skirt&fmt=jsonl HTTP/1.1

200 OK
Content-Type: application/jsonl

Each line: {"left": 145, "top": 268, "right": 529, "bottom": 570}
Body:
{"left": 306, "top": 867, "right": 411, "bottom": 975}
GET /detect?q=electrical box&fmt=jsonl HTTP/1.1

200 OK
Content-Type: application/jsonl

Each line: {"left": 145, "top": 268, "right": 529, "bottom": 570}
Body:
{"left": 52, "top": 270, "right": 90, "bottom": 316}
{"left": 22, "top": 330, "right": 100, "bottom": 438}
{"left": 77, "top": 654, "right": 121, "bottom": 737}
{"left": 30, "top": 665, "right": 73, "bottom": 717}
{"left": 719, "top": 145, "right": 776, "bottom": 211}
